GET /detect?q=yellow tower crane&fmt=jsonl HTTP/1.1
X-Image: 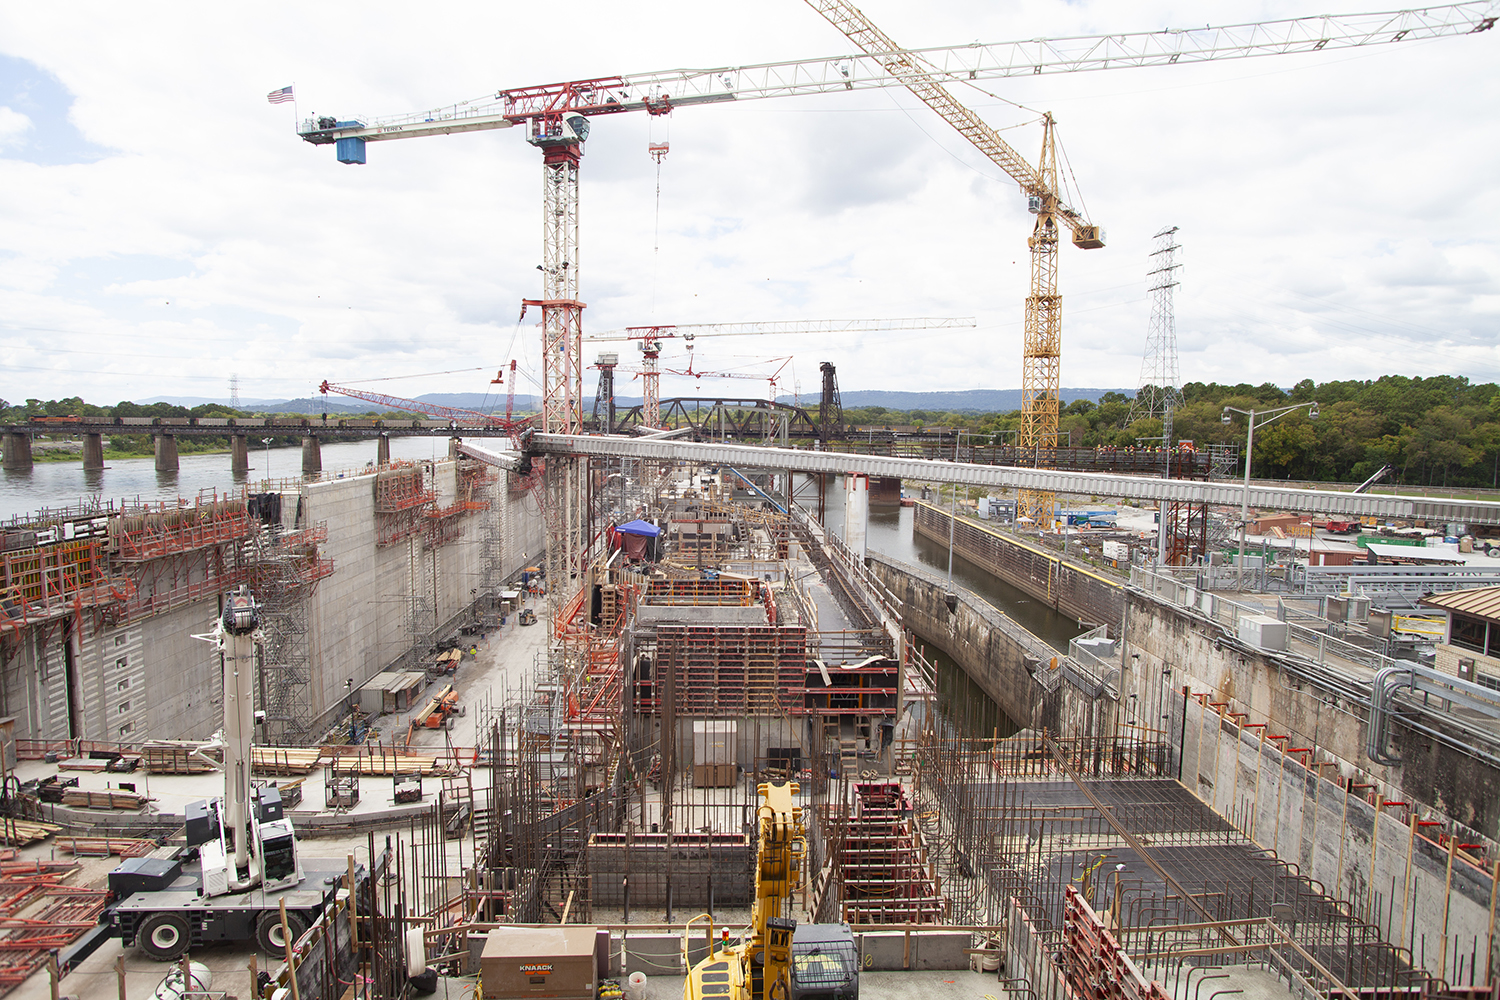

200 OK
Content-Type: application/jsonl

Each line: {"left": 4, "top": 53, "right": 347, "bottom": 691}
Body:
{"left": 803, "top": 0, "right": 1104, "bottom": 525}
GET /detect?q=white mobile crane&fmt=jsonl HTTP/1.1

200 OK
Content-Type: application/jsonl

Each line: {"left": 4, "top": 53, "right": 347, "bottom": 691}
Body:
{"left": 108, "top": 589, "right": 354, "bottom": 960}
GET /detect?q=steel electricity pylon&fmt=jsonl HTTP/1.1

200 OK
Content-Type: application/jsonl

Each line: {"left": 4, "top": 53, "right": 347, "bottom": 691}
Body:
{"left": 1129, "top": 226, "right": 1183, "bottom": 430}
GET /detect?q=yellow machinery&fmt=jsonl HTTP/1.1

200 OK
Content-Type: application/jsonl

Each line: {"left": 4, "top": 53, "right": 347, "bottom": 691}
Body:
{"left": 685, "top": 782, "right": 806, "bottom": 1000}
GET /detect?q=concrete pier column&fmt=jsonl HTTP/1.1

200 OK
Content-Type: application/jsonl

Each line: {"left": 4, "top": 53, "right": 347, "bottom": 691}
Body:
{"left": 843, "top": 473, "right": 869, "bottom": 562}
{"left": 154, "top": 433, "right": 179, "bottom": 472}
{"left": 301, "top": 435, "right": 322, "bottom": 476}
{"left": 376, "top": 434, "right": 390, "bottom": 466}
{"left": 82, "top": 433, "right": 104, "bottom": 470}
{"left": 2, "top": 432, "right": 33, "bottom": 471}
{"left": 448, "top": 436, "right": 460, "bottom": 459}
{"left": 230, "top": 434, "right": 249, "bottom": 474}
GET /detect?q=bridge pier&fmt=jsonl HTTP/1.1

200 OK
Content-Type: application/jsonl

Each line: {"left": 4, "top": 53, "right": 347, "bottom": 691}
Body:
{"left": 301, "top": 435, "right": 322, "bottom": 476}
{"left": 376, "top": 434, "right": 390, "bottom": 466}
{"left": 448, "top": 436, "right": 460, "bottom": 459}
{"left": 82, "top": 433, "right": 104, "bottom": 471}
{"left": 153, "top": 433, "right": 178, "bottom": 472}
{"left": 2, "top": 432, "right": 32, "bottom": 471}
{"left": 844, "top": 473, "right": 869, "bottom": 561}
{"left": 230, "top": 434, "right": 249, "bottom": 474}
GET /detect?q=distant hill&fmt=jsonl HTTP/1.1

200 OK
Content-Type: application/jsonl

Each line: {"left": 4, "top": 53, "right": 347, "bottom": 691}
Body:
{"left": 140, "top": 388, "right": 1126, "bottom": 415}
{"left": 776, "top": 388, "right": 1131, "bottom": 412}
{"left": 140, "top": 393, "right": 541, "bottom": 415}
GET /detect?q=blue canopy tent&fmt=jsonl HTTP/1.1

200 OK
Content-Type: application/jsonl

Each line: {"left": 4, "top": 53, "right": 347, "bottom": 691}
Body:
{"left": 611, "top": 519, "right": 661, "bottom": 561}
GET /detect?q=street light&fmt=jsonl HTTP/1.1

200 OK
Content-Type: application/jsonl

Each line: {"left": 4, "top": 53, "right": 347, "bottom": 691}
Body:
{"left": 1222, "top": 401, "right": 1319, "bottom": 587}
{"left": 261, "top": 437, "right": 274, "bottom": 479}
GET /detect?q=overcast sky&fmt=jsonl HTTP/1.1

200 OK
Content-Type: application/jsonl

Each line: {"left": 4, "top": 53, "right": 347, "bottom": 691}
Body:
{"left": 1, "top": 1, "right": 1496, "bottom": 410}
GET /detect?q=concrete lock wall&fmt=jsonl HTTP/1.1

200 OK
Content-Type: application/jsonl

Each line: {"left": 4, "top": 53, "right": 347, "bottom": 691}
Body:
{"left": 0, "top": 602, "right": 218, "bottom": 743}
{"left": 303, "top": 458, "right": 545, "bottom": 734}
{"left": 1124, "top": 593, "right": 1500, "bottom": 842}
{"left": 1180, "top": 694, "right": 1500, "bottom": 981}
{"left": 0, "top": 458, "right": 547, "bottom": 744}
{"left": 867, "top": 553, "right": 1116, "bottom": 737}
{"left": 911, "top": 502, "right": 1125, "bottom": 633}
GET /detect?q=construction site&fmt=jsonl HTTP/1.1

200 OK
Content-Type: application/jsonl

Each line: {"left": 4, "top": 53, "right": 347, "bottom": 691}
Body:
{"left": 1, "top": 3, "right": 1499, "bottom": 1000}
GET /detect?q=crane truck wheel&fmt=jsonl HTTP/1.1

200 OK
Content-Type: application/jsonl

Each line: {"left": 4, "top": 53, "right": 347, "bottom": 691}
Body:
{"left": 138, "top": 912, "right": 191, "bottom": 961}
{"left": 256, "top": 911, "right": 308, "bottom": 954}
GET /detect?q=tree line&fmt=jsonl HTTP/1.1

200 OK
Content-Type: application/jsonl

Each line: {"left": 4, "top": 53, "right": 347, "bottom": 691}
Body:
{"left": 843, "top": 375, "right": 1498, "bottom": 488}
{"left": 9, "top": 375, "right": 1498, "bottom": 487}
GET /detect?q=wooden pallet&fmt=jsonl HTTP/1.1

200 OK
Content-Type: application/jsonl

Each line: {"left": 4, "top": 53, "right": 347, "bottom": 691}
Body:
{"left": 325, "top": 750, "right": 442, "bottom": 776}
{"left": 142, "top": 742, "right": 219, "bottom": 774}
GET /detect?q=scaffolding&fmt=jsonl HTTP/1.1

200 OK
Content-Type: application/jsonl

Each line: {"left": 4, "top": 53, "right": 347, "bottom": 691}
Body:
{"left": 374, "top": 462, "right": 435, "bottom": 548}
{"left": 252, "top": 522, "right": 334, "bottom": 745}
{"left": 819, "top": 781, "right": 943, "bottom": 924}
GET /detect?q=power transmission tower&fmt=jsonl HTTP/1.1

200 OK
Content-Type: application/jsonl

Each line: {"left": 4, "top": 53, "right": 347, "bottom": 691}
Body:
{"left": 1129, "top": 227, "right": 1182, "bottom": 430}
{"left": 230, "top": 374, "right": 241, "bottom": 410}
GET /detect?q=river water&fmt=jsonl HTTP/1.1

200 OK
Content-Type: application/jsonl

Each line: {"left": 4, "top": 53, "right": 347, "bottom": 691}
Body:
{"left": 808, "top": 479, "right": 1087, "bottom": 732}
{"left": 0, "top": 437, "right": 450, "bottom": 524}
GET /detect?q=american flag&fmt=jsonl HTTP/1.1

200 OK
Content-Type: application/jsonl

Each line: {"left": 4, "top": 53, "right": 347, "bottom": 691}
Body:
{"left": 266, "top": 86, "right": 294, "bottom": 105}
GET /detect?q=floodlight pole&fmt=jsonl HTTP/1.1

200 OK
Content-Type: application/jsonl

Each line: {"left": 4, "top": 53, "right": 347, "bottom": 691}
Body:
{"left": 1223, "top": 401, "right": 1318, "bottom": 589}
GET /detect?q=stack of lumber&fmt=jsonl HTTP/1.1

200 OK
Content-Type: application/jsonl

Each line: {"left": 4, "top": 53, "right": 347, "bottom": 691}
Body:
{"left": 0, "top": 859, "right": 77, "bottom": 879}
{"left": 0, "top": 819, "right": 59, "bottom": 846}
{"left": 60, "top": 788, "right": 147, "bottom": 810}
{"left": 142, "top": 741, "right": 220, "bottom": 774}
{"left": 55, "top": 836, "right": 156, "bottom": 858}
{"left": 56, "top": 758, "right": 111, "bottom": 773}
{"left": 325, "top": 747, "right": 442, "bottom": 776}
{"left": 251, "top": 747, "right": 323, "bottom": 775}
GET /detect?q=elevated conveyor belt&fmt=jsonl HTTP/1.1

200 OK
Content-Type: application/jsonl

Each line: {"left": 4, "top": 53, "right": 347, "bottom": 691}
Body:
{"left": 527, "top": 433, "right": 1500, "bottom": 526}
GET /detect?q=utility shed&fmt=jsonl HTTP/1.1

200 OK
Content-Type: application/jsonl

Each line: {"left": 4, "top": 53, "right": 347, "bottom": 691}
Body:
{"left": 480, "top": 926, "right": 599, "bottom": 1000}
{"left": 357, "top": 672, "right": 427, "bottom": 715}
{"left": 1365, "top": 542, "right": 1465, "bottom": 565}
{"left": 693, "top": 720, "right": 738, "bottom": 786}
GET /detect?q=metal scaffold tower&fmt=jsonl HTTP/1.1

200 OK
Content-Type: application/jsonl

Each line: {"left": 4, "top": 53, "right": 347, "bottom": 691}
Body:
{"left": 252, "top": 522, "right": 334, "bottom": 744}
{"left": 1128, "top": 226, "right": 1183, "bottom": 428}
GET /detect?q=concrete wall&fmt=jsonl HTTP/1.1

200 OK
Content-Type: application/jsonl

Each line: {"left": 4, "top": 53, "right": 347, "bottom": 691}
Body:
{"left": 1181, "top": 692, "right": 1499, "bottom": 983}
{"left": 0, "top": 458, "right": 547, "bottom": 745}
{"left": 1122, "top": 594, "right": 1500, "bottom": 842}
{"left": 0, "top": 602, "right": 219, "bottom": 743}
{"left": 867, "top": 553, "right": 1116, "bottom": 738}
{"left": 912, "top": 501, "right": 1125, "bottom": 634}
{"left": 303, "top": 459, "right": 545, "bottom": 734}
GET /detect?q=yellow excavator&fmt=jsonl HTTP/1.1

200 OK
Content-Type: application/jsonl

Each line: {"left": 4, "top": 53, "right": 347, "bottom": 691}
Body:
{"left": 685, "top": 782, "right": 806, "bottom": 1000}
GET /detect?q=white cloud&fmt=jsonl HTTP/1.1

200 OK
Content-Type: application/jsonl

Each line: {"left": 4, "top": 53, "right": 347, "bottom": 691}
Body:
{"left": 0, "top": 106, "right": 30, "bottom": 145}
{"left": 0, "top": 0, "right": 1495, "bottom": 405}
